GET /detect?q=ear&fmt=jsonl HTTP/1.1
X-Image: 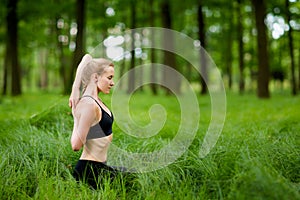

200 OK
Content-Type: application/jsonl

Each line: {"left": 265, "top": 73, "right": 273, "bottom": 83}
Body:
{"left": 93, "top": 73, "right": 98, "bottom": 82}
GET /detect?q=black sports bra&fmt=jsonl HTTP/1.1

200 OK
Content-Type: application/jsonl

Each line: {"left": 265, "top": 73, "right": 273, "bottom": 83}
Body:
{"left": 81, "top": 95, "right": 114, "bottom": 139}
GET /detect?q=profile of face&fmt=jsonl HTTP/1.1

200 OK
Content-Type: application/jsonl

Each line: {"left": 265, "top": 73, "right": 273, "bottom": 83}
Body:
{"left": 97, "top": 66, "right": 115, "bottom": 94}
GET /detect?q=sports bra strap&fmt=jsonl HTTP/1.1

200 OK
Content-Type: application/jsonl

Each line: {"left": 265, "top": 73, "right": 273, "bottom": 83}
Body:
{"left": 81, "top": 95, "right": 113, "bottom": 118}
{"left": 81, "top": 95, "right": 102, "bottom": 108}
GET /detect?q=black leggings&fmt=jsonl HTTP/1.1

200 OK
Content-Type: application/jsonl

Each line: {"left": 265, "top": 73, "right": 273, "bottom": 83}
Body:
{"left": 73, "top": 160, "right": 118, "bottom": 189}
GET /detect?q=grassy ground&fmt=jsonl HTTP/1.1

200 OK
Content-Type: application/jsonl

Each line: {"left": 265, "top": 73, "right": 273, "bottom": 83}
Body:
{"left": 0, "top": 91, "right": 299, "bottom": 199}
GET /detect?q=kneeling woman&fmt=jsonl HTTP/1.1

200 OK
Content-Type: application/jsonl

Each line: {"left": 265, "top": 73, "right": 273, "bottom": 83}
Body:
{"left": 70, "top": 54, "right": 116, "bottom": 189}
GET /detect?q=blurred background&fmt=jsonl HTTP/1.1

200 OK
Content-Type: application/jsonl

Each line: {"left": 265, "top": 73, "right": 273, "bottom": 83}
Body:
{"left": 0, "top": 0, "right": 300, "bottom": 98}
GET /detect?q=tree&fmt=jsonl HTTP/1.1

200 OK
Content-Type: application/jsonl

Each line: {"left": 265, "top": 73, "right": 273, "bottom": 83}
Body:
{"left": 149, "top": 0, "right": 158, "bottom": 95}
{"left": 127, "top": 0, "right": 137, "bottom": 94}
{"left": 67, "top": 0, "right": 86, "bottom": 94}
{"left": 55, "top": 16, "right": 68, "bottom": 93}
{"left": 285, "top": 0, "right": 297, "bottom": 95}
{"left": 251, "top": 0, "right": 270, "bottom": 98}
{"left": 197, "top": 0, "right": 208, "bottom": 95}
{"left": 3, "top": 0, "right": 21, "bottom": 96}
{"left": 51, "top": 1, "right": 74, "bottom": 94}
{"left": 237, "top": 0, "right": 245, "bottom": 94}
{"left": 161, "top": 0, "right": 180, "bottom": 95}
{"left": 224, "top": 2, "right": 234, "bottom": 90}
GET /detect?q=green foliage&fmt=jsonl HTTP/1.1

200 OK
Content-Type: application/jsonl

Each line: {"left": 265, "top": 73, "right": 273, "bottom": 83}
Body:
{"left": 0, "top": 92, "right": 299, "bottom": 199}
{"left": 1, "top": 0, "right": 300, "bottom": 94}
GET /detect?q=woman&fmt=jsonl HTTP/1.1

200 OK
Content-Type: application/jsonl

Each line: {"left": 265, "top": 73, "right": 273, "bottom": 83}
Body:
{"left": 69, "top": 54, "right": 116, "bottom": 189}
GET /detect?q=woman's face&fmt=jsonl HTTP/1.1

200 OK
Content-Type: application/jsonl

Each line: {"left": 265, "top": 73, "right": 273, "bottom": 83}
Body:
{"left": 97, "top": 66, "right": 114, "bottom": 94}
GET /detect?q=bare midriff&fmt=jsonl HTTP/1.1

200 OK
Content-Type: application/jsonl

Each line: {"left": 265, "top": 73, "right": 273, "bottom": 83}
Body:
{"left": 80, "top": 134, "right": 113, "bottom": 162}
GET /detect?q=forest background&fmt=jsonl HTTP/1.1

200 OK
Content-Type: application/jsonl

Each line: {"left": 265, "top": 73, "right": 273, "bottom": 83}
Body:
{"left": 1, "top": 0, "right": 300, "bottom": 97}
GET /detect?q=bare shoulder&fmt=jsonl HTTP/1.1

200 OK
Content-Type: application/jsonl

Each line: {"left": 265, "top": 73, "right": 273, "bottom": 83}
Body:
{"left": 76, "top": 97, "right": 101, "bottom": 121}
{"left": 73, "top": 98, "right": 92, "bottom": 115}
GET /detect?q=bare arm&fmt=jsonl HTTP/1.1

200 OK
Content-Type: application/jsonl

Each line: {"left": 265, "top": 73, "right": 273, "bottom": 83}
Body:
{"left": 68, "top": 54, "right": 92, "bottom": 108}
{"left": 71, "top": 100, "right": 99, "bottom": 151}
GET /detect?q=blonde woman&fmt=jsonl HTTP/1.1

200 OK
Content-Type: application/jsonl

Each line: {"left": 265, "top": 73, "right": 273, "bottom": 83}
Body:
{"left": 69, "top": 54, "right": 116, "bottom": 189}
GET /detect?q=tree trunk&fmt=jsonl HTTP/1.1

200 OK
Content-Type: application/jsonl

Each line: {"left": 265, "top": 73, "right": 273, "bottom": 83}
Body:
{"left": 67, "top": 0, "right": 86, "bottom": 94}
{"left": 197, "top": 0, "right": 208, "bottom": 95}
{"left": 118, "top": 32, "right": 127, "bottom": 90}
{"left": 150, "top": 0, "right": 158, "bottom": 95}
{"left": 5, "top": 0, "right": 21, "bottom": 96}
{"left": 118, "top": 26, "right": 127, "bottom": 90}
{"left": 225, "top": 5, "right": 234, "bottom": 90}
{"left": 55, "top": 17, "right": 68, "bottom": 93}
{"left": 128, "top": 0, "right": 136, "bottom": 94}
{"left": 237, "top": 0, "right": 245, "bottom": 94}
{"left": 161, "top": 0, "right": 180, "bottom": 95}
{"left": 136, "top": 30, "right": 144, "bottom": 92}
{"left": 251, "top": 0, "right": 270, "bottom": 98}
{"left": 38, "top": 49, "right": 49, "bottom": 89}
{"left": 2, "top": 41, "right": 9, "bottom": 95}
{"left": 285, "top": 0, "right": 297, "bottom": 95}
{"left": 249, "top": 19, "right": 256, "bottom": 92}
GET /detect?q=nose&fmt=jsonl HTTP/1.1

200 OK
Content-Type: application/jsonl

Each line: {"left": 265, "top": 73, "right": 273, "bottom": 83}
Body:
{"left": 111, "top": 80, "right": 114, "bottom": 86}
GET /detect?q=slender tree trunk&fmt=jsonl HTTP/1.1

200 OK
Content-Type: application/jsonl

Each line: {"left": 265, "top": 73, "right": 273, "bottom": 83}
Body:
{"left": 118, "top": 25, "right": 127, "bottom": 90}
{"left": 161, "top": 0, "right": 179, "bottom": 95}
{"left": 237, "top": 0, "right": 245, "bottom": 94}
{"left": 38, "top": 49, "right": 48, "bottom": 89}
{"left": 197, "top": 0, "right": 208, "bottom": 95}
{"left": 5, "top": 0, "right": 21, "bottom": 96}
{"left": 2, "top": 41, "right": 9, "bottom": 95}
{"left": 251, "top": 0, "right": 270, "bottom": 98}
{"left": 128, "top": 0, "right": 136, "bottom": 94}
{"left": 150, "top": 0, "right": 158, "bottom": 95}
{"left": 55, "top": 17, "right": 68, "bottom": 93}
{"left": 118, "top": 58, "right": 126, "bottom": 90}
{"left": 249, "top": 18, "right": 256, "bottom": 92}
{"left": 67, "top": 0, "right": 86, "bottom": 94}
{"left": 285, "top": 0, "right": 297, "bottom": 95}
{"left": 118, "top": 10, "right": 128, "bottom": 90}
{"left": 118, "top": 32, "right": 127, "bottom": 90}
{"left": 225, "top": 5, "right": 234, "bottom": 90}
{"left": 137, "top": 29, "right": 144, "bottom": 92}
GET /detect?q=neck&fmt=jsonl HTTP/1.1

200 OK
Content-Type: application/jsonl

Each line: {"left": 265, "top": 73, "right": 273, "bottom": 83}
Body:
{"left": 82, "top": 84, "right": 99, "bottom": 98}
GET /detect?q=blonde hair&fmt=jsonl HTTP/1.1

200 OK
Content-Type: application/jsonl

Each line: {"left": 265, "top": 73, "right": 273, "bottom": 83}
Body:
{"left": 81, "top": 57, "right": 113, "bottom": 93}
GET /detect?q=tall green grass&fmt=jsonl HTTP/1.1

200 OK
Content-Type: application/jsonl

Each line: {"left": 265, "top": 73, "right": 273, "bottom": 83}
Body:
{"left": 0, "top": 92, "right": 299, "bottom": 199}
